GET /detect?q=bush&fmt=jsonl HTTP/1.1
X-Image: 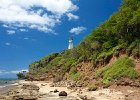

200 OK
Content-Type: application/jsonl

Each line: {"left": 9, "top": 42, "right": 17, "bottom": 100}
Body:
{"left": 16, "top": 71, "right": 27, "bottom": 79}
{"left": 102, "top": 56, "right": 139, "bottom": 84}
{"left": 97, "top": 50, "right": 113, "bottom": 61}
{"left": 63, "top": 59, "right": 77, "bottom": 72}
{"left": 70, "top": 72, "right": 80, "bottom": 81}
{"left": 132, "top": 48, "right": 139, "bottom": 57}
{"left": 69, "top": 66, "right": 80, "bottom": 81}
{"left": 102, "top": 41, "right": 114, "bottom": 50}
{"left": 96, "top": 66, "right": 110, "bottom": 77}
{"left": 88, "top": 84, "right": 98, "bottom": 91}
{"left": 126, "top": 40, "right": 140, "bottom": 55}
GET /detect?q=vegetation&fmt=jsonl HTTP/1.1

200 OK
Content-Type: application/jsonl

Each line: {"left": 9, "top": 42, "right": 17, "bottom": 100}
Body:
{"left": 97, "top": 57, "right": 139, "bottom": 84}
{"left": 88, "top": 84, "right": 98, "bottom": 91}
{"left": 16, "top": 71, "right": 27, "bottom": 79}
{"left": 28, "top": 0, "right": 140, "bottom": 84}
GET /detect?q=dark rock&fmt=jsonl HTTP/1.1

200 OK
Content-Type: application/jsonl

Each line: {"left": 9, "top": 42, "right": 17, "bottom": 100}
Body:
{"left": 5, "top": 81, "right": 8, "bottom": 83}
{"left": 50, "top": 84, "right": 55, "bottom": 87}
{"left": 40, "top": 76, "right": 46, "bottom": 81}
{"left": 59, "top": 91, "right": 67, "bottom": 96}
{"left": 54, "top": 89, "right": 59, "bottom": 93}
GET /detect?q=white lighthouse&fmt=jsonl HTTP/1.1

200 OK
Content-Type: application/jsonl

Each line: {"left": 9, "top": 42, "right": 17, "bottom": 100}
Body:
{"left": 68, "top": 36, "right": 74, "bottom": 49}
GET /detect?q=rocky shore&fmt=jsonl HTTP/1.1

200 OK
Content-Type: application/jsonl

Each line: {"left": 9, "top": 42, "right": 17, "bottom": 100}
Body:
{"left": 0, "top": 80, "right": 140, "bottom": 100}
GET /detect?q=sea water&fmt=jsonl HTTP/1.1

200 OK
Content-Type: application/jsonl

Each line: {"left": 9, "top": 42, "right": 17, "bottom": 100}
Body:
{"left": 0, "top": 78, "right": 17, "bottom": 88}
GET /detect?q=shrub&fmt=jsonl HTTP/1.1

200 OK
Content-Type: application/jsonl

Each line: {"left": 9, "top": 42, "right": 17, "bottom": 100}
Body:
{"left": 88, "top": 84, "right": 98, "bottom": 91}
{"left": 63, "top": 59, "right": 77, "bottom": 72}
{"left": 97, "top": 50, "right": 113, "bottom": 61}
{"left": 102, "top": 56, "right": 139, "bottom": 84}
{"left": 102, "top": 41, "right": 114, "bottom": 50}
{"left": 132, "top": 48, "right": 139, "bottom": 57}
{"left": 16, "top": 71, "right": 27, "bottom": 79}
{"left": 70, "top": 71, "right": 80, "bottom": 81}
{"left": 96, "top": 66, "right": 110, "bottom": 77}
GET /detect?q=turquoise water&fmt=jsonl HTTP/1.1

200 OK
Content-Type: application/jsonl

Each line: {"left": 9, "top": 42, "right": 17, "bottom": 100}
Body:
{"left": 0, "top": 78, "right": 17, "bottom": 87}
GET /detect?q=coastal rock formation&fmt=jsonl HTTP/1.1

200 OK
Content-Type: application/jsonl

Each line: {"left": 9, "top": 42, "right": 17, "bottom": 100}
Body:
{"left": 59, "top": 91, "right": 67, "bottom": 96}
{"left": 1, "top": 84, "right": 40, "bottom": 100}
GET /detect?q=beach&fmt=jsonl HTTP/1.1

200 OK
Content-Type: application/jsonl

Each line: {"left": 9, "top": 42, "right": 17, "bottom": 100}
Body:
{"left": 0, "top": 79, "right": 18, "bottom": 95}
{"left": 0, "top": 80, "right": 140, "bottom": 100}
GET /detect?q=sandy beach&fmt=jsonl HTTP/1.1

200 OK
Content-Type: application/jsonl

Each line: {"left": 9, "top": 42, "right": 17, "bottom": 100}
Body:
{"left": 0, "top": 85, "right": 17, "bottom": 95}
{"left": 0, "top": 80, "right": 140, "bottom": 100}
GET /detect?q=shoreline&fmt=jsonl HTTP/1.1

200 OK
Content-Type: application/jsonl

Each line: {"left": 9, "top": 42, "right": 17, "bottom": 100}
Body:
{"left": 0, "top": 85, "right": 17, "bottom": 95}
{"left": 0, "top": 80, "right": 18, "bottom": 95}
{"left": 0, "top": 80, "right": 140, "bottom": 100}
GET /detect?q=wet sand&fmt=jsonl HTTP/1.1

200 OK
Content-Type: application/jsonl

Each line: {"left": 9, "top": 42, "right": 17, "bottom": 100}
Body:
{"left": 0, "top": 85, "right": 17, "bottom": 95}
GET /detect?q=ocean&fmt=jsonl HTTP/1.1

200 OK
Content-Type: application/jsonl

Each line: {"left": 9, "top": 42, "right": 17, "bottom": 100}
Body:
{"left": 0, "top": 78, "right": 17, "bottom": 88}
{"left": 0, "top": 78, "right": 17, "bottom": 95}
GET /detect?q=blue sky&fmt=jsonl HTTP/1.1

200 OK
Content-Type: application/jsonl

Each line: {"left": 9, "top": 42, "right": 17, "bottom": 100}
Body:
{"left": 0, "top": 0, "right": 121, "bottom": 78}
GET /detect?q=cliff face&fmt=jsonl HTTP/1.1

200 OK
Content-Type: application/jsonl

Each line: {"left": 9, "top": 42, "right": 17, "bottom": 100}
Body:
{"left": 28, "top": 0, "right": 140, "bottom": 87}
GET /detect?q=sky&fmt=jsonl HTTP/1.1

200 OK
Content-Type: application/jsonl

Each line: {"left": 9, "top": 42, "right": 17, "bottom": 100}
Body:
{"left": 0, "top": 0, "right": 121, "bottom": 78}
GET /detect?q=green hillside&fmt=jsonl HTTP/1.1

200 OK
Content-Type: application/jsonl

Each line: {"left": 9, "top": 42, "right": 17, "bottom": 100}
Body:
{"left": 28, "top": 0, "right": 140, "bottom": 86}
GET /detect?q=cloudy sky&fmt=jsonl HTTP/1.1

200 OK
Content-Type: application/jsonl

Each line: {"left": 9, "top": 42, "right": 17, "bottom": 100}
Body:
{"left": 0, "top": 0, "right": 121, "bottom": 78}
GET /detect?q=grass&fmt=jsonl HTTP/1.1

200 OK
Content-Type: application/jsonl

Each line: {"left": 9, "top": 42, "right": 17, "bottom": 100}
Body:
{"left": 63, "top": 58, "right": 77, "bottom": 72}
{"left": 96, "top": 56, "right": 139, "bottom": 85}
{"left": 70, "top": 70, "right": 80, "bottom": 81}
{"left": 96, "top": 66, "right": 110, "bottom": 77}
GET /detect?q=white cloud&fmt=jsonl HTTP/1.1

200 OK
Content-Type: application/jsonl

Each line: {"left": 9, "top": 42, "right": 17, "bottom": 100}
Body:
{"left": 5, "top": 42, "right": 11, "bottom": 46}
{"left": 0, "top": 69, "right": 28, "bottom": 75}
{"left": 0, "top": 0, "right": 78, "bottom": 33}
{"left": 7, "top": 30, "right": 16, "bottom": 35}
{"left": 10, "top": 69, "right": 28, "bottom": 74}
{"left": 70, "top": 26, "right": 86, "bottom": 35}
{"left": 67, "top": 13, "right": 79, "bottom": 21}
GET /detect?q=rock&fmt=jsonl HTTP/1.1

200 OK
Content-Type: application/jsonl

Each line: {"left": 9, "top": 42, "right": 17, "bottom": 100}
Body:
{"left": 77, "top": 84, "right": 82, "bottom": 87}
{"left": 50, "top": 84, "right": 54, "bottom": 87}
{"left": 22, "top": 84, "right": 40, "bottom": 91}
{"left": 99, "top": 93, "right": 105, "bottom": 96}
{"left": 41, "top": 84, "right": 45, "bottom": 86}
{"left": 54, "top": 89, "right": 59, "bottom": 93}
{"left": 40, "top": 77, "right": 46, "bottom": 81}
{"left": 12, "top": 95, "right": 37, "bottom": 100}
{"left": 0, "top": 95, "right": 6, "bottom": 100}
{"left": 125, "top": 94, "right": 129, "bottom": 97}
{"left": 79, "top": 95, "right": 88, "bottom": 100}
{"left": 5, "top": 81, "right": 8, "bottom": 83}
{"left": 50, "top": 91, "right": 54, "bottom": 93}
{"left": 59, "top": 91, "right": 67, "bottom": 96}
{"left": 78, "top": 95, "right": 94, "bottom": 100}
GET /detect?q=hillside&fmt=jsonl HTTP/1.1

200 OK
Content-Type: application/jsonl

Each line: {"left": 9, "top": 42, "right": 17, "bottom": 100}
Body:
{"left": 27, "top": 0, "right": 140, "bottom": 87}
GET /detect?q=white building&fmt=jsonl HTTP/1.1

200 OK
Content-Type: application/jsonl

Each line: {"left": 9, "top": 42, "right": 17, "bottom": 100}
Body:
{"left": 68, "top": 37, "right": 74, "bottom": 49}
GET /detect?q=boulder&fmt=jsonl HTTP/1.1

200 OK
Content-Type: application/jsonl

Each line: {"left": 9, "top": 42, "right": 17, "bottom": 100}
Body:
{"left": 59, "top": 91, "right": 67, "bottom": 96}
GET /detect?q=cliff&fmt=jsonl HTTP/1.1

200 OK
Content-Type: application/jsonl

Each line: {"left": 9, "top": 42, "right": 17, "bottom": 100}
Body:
{"left": 28, "top": 0, "right": 140, "bottom": 87}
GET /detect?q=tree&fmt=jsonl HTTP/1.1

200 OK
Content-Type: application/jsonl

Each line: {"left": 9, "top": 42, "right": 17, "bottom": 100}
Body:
{"left": 16, "top": 71, "right": 27, "bottom": 79}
